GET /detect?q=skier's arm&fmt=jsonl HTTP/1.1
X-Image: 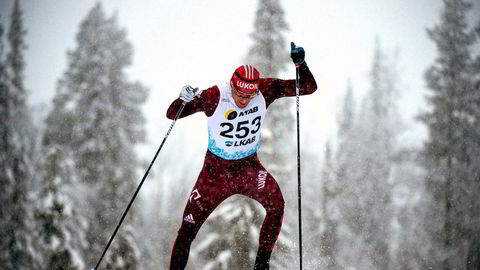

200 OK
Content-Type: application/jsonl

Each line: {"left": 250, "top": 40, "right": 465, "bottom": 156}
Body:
{"left": 259, "top": 64, "right": 317, "bottom": 106}
{"left": 260, "top": 42, "right": 317, "bottom": 106}
{"left": 166, "top": 86, "right": 219, "bottom": 119}
{"left": 266, "top": 64, "right": 317, "bottom": 97}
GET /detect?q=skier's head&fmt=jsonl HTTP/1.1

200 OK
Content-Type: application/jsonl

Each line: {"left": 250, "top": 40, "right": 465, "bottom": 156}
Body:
{"left": 231, "top": 65, "right": 260, "bottom": 97}
{"left": 230, "top": 65, "right": 260, "bottom": 108}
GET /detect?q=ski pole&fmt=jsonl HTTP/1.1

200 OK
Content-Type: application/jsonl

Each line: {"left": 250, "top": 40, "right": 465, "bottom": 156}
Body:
{"left": 93, "top": 101, "right": 187, "bottom": 270}
{"left": 295, "top": 65, "right": 303, "bottom": 270}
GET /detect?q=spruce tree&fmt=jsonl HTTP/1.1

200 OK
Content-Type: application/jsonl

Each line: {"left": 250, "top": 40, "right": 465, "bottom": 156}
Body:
{"left": 0, "top": 14, "right": 11, "bottom": 270}
{"left": 33, "top": 146, "right": 88, "bottom": 270}
{"left": 43, "top": 3, "right": 148, "bottom": 268}
{"left": 389, "top": 148, "right": 431, "bottom": 270}
{"left": 0, "top": 1, "right": 36, "bottom": 268}
{"left": 419, "top": 0, "right": 479, "bottom": 268}
{"left": 304, "top": 83, "right": 348, "bottom": 269}
{"left": 318, "top": 142, "right": 339, "bottom": 269}
{"left": 336, "top": 40, "right": 401, "bottom": 269}
{"left": 334, "top": 82, "right": 366, "bottom": 269}
{"left": 466, "top": 19, "right": 480, "bottom": 270}
{"left": 334, "top": 81, "right": 356, "bottom": 203}
{"left": 305, "top": 83, "right": 356, "bottom": 270}
{"left": 355, "top": 40, "right": 399, "bottom": 270}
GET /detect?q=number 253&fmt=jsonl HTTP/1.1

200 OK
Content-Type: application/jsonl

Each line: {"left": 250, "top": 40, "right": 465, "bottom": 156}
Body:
{"left": 219, "top": 116, "right": 261, "bottom": 139}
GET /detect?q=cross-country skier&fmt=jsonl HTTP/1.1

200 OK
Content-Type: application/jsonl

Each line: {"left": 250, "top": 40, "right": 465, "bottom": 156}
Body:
{"left": 167, "top": 42, "right": 317, "bottom": 270}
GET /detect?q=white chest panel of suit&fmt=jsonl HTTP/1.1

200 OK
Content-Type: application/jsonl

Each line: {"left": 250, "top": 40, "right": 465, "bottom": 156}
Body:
{"left": 207, "top": 82, "right": 266, "bottom": 160}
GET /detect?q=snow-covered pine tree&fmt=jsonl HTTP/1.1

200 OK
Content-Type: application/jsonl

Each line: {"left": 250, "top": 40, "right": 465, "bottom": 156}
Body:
{"left": 316, "top": 142, "right": 339, "bottom": 269}
{"left": 308, "top": 81, "right": 356, "bottom": 270}
{"left": 334, "top": 81, "right": 365, "bottom": 269}
{"left": 352, "top": 40, "right": 402, "bottom": 270}
{"left": 0, "top": 14, "right": 7, "bottom": 238}
{"left": 335, "top": 81, "right": 356, "bottom": 188}
{"left": 300, "top": 146, "right": 320, "bottom": 268}
{"left": 464, "top": 18, "right": 480, "bottom": 269}
{"left": 0, "top": 13, "right": 12, "bottom": 270}
{"left": 193, "top": 196, "right": 267, "bottom": 270}
{"left": 334, "top": 80, "right": 357, "bottom": 213}
{"left": 192, "top": 1, "right": 292, "bottom": 269}
{"left": 336, "top": 40, "right": 402, "bottom": 269}
{"left": 419, "top": 0, "right": 480, "bottom": 268}
{"left": 299, "top": 140, "right": 339, "bottom": 270}
{"left": 0, "top": 1, "right": 36, "bottom": 268}
{"left": 33, "top": 145, "right": 88, "bottom": 270}
{"left": 337, "top": 81, "right": 355, "bottom": 143}
{"left": 388, "top": 147, "right": 431, "bottom": 270}
{"left": 42, "top": 3, "right": 148, "bottom": 268}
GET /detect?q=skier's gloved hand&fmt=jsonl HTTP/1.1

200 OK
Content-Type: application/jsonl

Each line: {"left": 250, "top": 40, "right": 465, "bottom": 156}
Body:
{"left": 179, "top": 85, "right": 199, "bottom": 102}
{"left": 290, "top": 42, "right": 306, "bottom": 67}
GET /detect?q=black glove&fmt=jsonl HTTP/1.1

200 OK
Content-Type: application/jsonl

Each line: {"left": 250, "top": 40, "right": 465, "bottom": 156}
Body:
{"left": 290, "top": 42, "right": 305, "bottom": 67}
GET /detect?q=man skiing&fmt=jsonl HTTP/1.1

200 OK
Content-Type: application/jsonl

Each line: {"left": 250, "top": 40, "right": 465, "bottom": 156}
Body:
{"left": 167, "top": 42, "right": 317, "bottom": 270}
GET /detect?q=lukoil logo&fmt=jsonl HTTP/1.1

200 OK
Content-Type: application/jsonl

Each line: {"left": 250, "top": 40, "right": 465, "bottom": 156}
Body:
{"left": 236, "top": 81, "right": 258, "bottom": 90}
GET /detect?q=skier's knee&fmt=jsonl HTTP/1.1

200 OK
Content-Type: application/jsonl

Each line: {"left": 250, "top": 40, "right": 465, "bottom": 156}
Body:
{"left": 273, "top": 191, "right": 285, "bottom": 214}
{"left": 266, "top": 193, "right": 284, "bottom": 220}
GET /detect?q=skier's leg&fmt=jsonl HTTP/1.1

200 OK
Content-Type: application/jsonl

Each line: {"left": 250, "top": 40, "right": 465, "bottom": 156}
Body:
{"left": 240, "top": 167, "right": 285, "bottom": 269}
{"left": 170, "top": 168, "right": 232, "bottom": 270}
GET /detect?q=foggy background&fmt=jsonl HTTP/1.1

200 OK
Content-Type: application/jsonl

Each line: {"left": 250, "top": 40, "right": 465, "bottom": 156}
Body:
{"left": 1, "top": 0, "right": 479, "bottom": 269}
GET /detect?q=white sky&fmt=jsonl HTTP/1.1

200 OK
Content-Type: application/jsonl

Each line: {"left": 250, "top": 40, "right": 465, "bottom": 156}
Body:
{"left": 1, "top": 0, "right": 479, "bottom": 160}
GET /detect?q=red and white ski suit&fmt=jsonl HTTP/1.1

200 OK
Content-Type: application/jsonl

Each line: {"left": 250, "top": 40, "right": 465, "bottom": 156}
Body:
{"left": 166, "top": 64, "right": 317, "bottom": 269}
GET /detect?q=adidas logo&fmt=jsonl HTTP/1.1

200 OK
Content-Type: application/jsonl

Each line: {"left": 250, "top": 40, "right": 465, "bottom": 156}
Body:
{"left": 184, "top": 214, "right": 195, "bottom": 224}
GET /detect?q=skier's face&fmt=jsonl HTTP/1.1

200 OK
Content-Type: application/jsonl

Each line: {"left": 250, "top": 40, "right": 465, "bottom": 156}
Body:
{"left": 231, "top": 82, "right": 257, "bottom": 108}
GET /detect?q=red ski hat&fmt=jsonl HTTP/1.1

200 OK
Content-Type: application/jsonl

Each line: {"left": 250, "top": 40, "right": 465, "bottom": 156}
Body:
{"left": 231, "top": 65, "right": 260, "bottom": 96}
